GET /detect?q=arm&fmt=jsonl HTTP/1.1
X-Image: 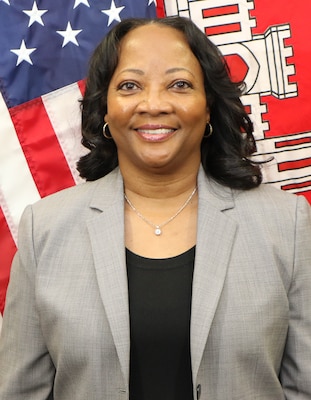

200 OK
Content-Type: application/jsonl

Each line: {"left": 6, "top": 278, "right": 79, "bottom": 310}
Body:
{"left": 280, "top": 196, "right": 311, "bottom": 399}
{"left": 0, "top": 206, "right": 55, "bottom": 399}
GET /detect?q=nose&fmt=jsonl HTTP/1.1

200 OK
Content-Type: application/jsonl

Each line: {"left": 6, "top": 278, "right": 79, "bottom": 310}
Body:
{"left": 135, "top": 88, "right": 173, "bottom": 115}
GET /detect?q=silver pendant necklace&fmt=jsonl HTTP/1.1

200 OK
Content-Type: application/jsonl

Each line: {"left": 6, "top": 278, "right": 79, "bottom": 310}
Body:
{"left": 124, "top": 186, "right": 197, "bottom": 236}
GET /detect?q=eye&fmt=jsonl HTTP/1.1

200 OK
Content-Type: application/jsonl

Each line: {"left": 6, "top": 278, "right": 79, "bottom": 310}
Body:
{"left": 118, "top": 81, "right": 140, "bottom": 91}
{"left": 171, "top": 80, "right": 193, "bottom": 90}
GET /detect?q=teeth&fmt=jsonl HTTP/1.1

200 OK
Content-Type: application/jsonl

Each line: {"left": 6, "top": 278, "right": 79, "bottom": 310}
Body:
{"left": 137, "top": 128, "right": 174, "bottom": 135}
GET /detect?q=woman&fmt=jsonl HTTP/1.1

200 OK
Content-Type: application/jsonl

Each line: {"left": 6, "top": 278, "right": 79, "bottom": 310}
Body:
{"left": 0, "top": 16, "right": 310, "bottom": 400}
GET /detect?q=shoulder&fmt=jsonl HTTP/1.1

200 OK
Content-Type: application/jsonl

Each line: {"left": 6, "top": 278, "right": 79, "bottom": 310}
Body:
{"left": 19, "top": 168, "right": 122, "bottom": 231}
{"left": 233, "top": 183, "right": 309, "bottom": 215}
{"left": 32, "top": 167, "right": 121, "bottom": 212}
{"left": 199, "top": 166, "right": 309, "bottom": 217}
{"left": 200, "top": 167, "right": 310, "bottom": 228}
{"left": 229, "top": 184, "right": 311, "bottom": 244}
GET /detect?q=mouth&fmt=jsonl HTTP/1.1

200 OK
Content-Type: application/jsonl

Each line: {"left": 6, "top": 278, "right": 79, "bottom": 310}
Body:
{"left": 136, "top": 128, "right": 175, "bottom": 135}
{"left": 135, "top": 125, "right": 177, "bottom": 142}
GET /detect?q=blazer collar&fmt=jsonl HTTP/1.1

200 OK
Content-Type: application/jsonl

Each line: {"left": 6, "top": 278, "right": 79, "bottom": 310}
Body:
{"left": 197, "top": 165, "right": 235, "bottom": 211}
{"left": 87, "top": 167, "right": 237, "bottom": 385}
{"left": 88, "top": 167, "right": 124, "bottom": 212}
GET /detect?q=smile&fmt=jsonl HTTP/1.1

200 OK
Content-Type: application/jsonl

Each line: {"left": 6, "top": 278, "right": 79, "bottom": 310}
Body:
{"left": 135, "top": 127, "right": 176, "bottom": 142}
{"left": 136, "top": 128, "right": 176, "bottom": 135}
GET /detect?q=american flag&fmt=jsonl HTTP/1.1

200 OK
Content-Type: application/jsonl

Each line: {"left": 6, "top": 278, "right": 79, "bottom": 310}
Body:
{"left": 0, "top": 0, "right": 164, "bottom": 314}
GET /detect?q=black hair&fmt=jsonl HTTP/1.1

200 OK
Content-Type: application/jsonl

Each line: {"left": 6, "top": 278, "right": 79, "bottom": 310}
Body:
{"left": 77, "top": 16, "right": 262, "bottom": 190}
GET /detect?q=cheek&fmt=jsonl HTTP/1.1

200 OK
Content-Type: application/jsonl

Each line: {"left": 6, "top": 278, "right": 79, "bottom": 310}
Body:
{"left": 183, "top": 98, "right": 209, "bottom": 126}
{"left": 106, "top": 99, "right": 134, "bottom": 126}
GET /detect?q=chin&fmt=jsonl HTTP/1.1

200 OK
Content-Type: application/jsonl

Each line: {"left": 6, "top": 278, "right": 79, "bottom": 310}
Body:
{"left": 138, "top": 156, "right": 183, "bottom": 174}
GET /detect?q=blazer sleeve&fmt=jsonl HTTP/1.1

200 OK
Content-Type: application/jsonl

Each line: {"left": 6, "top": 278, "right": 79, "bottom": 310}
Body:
{"left": 279, "top": 195, "right": 311, "bottom": 399}
{"left": 0, "top": 205, "right": 55, "bottom": 399}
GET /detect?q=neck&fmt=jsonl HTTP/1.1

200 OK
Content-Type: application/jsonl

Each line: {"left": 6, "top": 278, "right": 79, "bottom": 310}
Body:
{"left": 122, "top": 163, "right": 200, "bottom": 257}
{"left": 120, "top": 162, "right": 200, "bottom": 200}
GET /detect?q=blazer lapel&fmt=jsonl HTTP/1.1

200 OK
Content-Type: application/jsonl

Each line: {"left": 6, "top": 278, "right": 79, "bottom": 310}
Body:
{"left": 86, "top": 169, "right": 130, "bottom": 385}
{"left": 191, "top": 169, "right": 237, "bottom": 381}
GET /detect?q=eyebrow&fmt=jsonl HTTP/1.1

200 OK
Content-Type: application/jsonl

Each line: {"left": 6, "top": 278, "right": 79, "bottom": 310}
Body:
{"left": 118, "top": 67, "right": 195, "bottom": 77}
{"left": 119, "top": 68, "right": 144, "bottom": 75}
{"left": 165, "top": 67, "right": 195, "bottom": 77}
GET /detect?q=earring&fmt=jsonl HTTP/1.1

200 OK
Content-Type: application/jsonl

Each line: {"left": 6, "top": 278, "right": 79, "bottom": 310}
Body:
{"left": 204, "top": 123, "right": 213, "bottom": 138}
{"left": 103, "top": 122, "right": 113, "bottom": 139}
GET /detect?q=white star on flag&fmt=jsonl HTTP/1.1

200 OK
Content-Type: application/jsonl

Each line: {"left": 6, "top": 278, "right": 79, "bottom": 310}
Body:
{"left": 73, "top": 0, "right": 90, "bottom": 9}
{"left": 0, "top": 0, "right": 10, "bottom": 4}
{"left": 56, "top": 22, "right": 82, "bottom": 47}
{"left": 23, "top": 1, "right": 48, "bottom": 27}
{"left": 10, "top": 40, "right": 37, "bottom": 66}
{"left": 148, "top": 0, "right": 157, "bottom": 5}
{"left": 101, "top": 0, "right": 125, "bottom": 26}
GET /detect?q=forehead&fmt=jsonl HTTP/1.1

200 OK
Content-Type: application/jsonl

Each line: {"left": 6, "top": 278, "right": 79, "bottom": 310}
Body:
{"left": 116, "top": 24, "right": 201, "bottom": 72}
{"left": 120, "top": 23, "right": 187, "bottom": 46}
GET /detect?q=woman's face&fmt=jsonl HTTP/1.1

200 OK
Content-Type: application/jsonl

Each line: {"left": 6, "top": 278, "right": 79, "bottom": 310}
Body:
{"left": 104, "top": 24, "right": 209, "bottom": 174}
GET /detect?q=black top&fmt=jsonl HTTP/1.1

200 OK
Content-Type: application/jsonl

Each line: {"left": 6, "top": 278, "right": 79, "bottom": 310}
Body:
{"left": 126, "top": 246, "right": 195, "bottom": 400}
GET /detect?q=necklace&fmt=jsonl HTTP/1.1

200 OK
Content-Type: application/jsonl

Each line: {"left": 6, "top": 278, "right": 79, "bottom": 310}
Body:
{"left": 124, "top": 186, "right": 197, "bottom": 236}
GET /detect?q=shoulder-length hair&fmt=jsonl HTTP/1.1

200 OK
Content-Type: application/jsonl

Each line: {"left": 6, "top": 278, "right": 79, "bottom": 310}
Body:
{"left": 77, "top": 16, "right": 262, "bottom": 190}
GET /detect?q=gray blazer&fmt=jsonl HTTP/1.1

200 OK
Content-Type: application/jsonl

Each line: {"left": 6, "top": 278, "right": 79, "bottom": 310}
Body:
{"left": 0, "top": 167, "right": 311, "bottom": 400}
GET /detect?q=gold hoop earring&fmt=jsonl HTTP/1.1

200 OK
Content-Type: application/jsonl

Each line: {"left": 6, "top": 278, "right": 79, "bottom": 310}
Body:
{"left": 204, "top": 123, "right": 213, "bottom": 138}
{"left": 103, "top": 122, "right": 113, "bottom": 139}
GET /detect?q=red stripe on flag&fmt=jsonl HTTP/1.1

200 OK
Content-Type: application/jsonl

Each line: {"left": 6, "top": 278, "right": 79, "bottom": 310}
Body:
{"left": 281, "top": 180, "right": 311, "bottom": 191}
{"left": 275, "top": 137, "right": 311, "bottom": 148}
{"left": 203, "top": 5, "right": 239, "bottom": 18}
{"left": 278, "top": 157, "right": 311, "bottom": 172}
{"left": 205, "top": 23, "right": 242, "bottom": 36}
{"left": 78, "top": 79, "right": 86, "bottom": 95}
{"left": 156, "top": 0, "right": 166, "bottom": 18}
{"left": 10, "top": 98, "right": 76, "bottom": 198}
{"left": 0, "top": 207, "right": 17, "bottom": 314}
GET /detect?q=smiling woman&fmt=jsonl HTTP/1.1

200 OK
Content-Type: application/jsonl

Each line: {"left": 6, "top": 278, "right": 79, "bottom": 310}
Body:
{"left": 0, "top": 16, "right": 310, "bottom": 400}
{"left": 78, "top": 17, "right": 259, "bottom": 190}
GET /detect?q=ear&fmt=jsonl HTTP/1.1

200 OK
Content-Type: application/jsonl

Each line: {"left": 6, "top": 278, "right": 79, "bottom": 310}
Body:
{"left": 104, "top": 114, "right": 109, "bottom": 123}
{"left": 206, "top": 108, "right": 210, "bottom": 123}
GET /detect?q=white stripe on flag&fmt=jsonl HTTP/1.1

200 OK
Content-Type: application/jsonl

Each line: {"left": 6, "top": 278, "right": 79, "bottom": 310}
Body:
{"left": 0, "top": 93, "right": 40, "bottom": 243}
{"left": 42, "top": 83, "right": 88, "bottom": 185}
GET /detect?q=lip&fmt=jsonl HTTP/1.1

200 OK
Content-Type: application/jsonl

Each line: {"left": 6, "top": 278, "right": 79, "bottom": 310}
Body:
{"left": 134, "top": 124, "right": 177, "bottom": 142}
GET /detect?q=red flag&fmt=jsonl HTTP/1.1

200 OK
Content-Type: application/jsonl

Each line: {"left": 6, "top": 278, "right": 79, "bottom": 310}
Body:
{"left": 164, "top": 0, "right": 311, "bottom": 203}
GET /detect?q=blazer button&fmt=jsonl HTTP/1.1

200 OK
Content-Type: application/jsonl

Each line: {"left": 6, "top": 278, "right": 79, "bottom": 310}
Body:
{"left": 196, "top": 384, "right": 201, "bottom": 399}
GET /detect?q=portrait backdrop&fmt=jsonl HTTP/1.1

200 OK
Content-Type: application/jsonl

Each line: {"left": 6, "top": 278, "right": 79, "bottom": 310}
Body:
{"left": 0, "top": 0, "right": 310, "bottom": 314}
